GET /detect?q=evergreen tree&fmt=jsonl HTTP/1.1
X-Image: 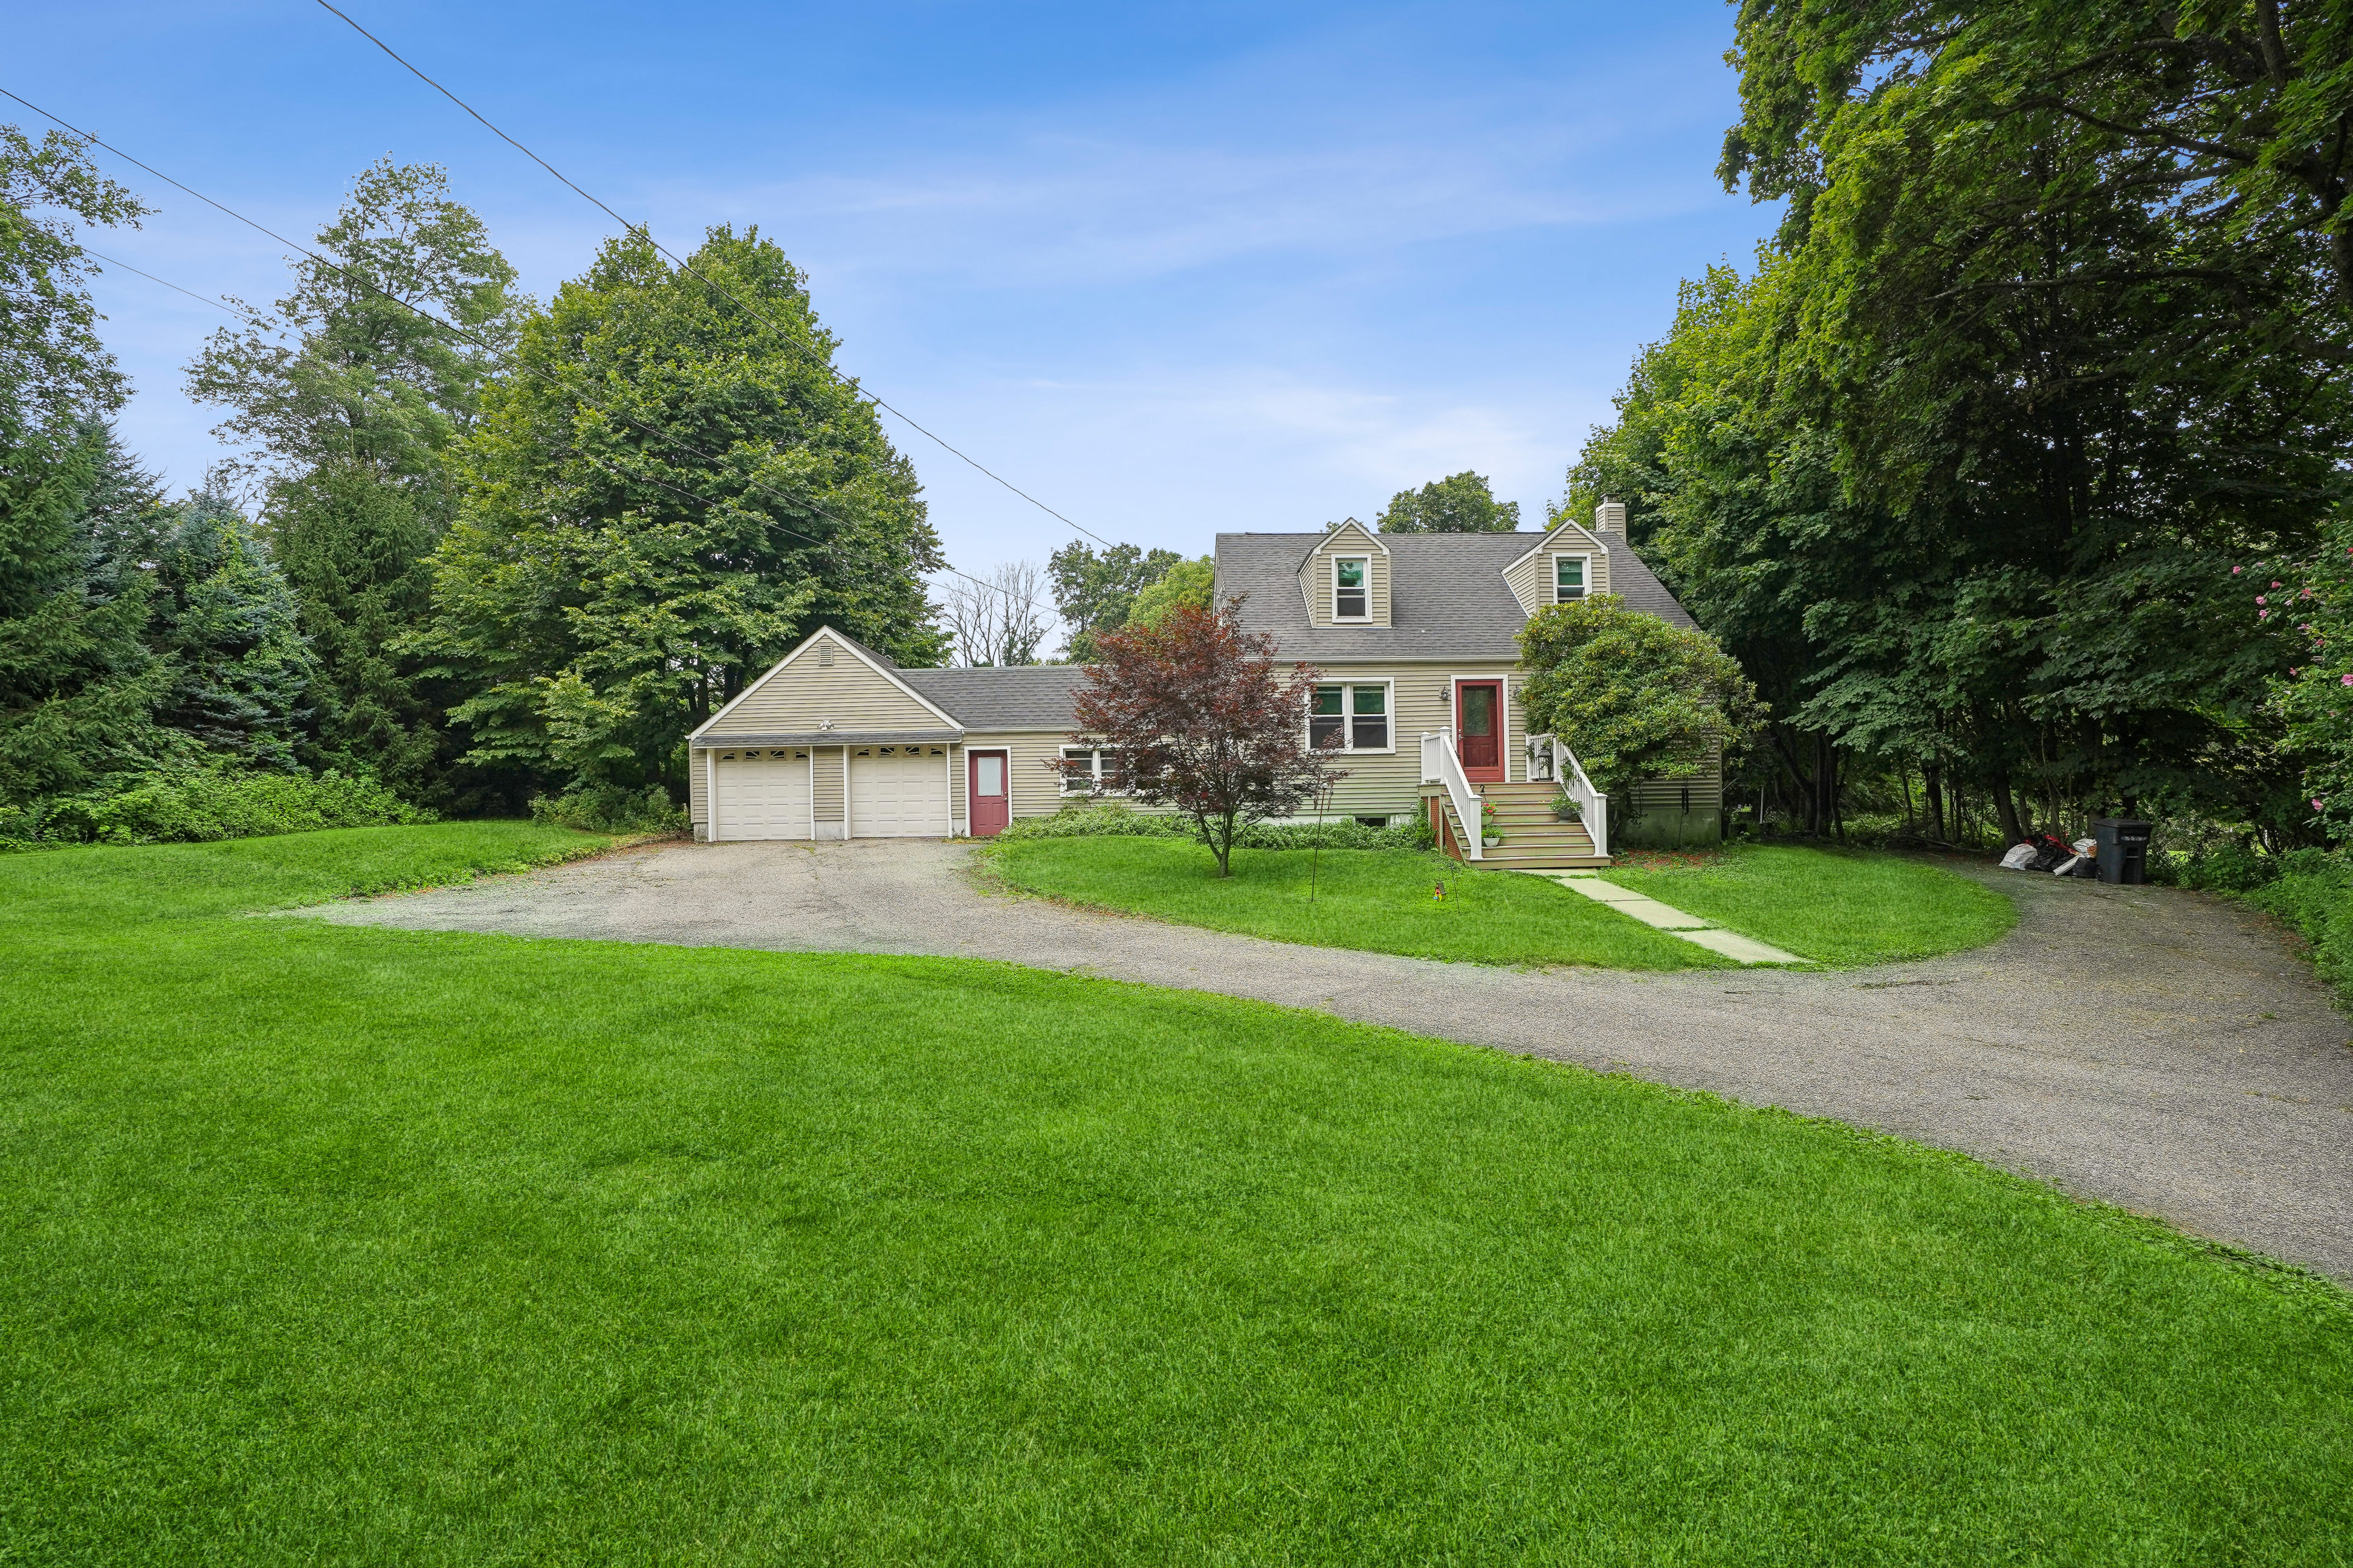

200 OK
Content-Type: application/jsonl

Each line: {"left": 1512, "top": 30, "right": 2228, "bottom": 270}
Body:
{"left": 415, "top": 225, "right": 947, "bottom": 798}
{"left": 146, "top": 487, "right": 317, "bottom": 772}
{"left": 185, "top": 160, "right": 526, "bottom": 803}
{"left": 0, "top": 128, "right": 171, "bottom": 806}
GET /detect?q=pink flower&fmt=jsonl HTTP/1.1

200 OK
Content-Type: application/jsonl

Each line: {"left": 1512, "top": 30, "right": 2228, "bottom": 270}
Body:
{"left": 2256, "top": 594, "right": 2268, "bottom": 604}
{"left": 2234, "top": 565, "right": 2244, "bottom": 573}
{"left": 2340, "top": 673, "right": 2352, "bottom": 685}
{"left": 2273, "top": 581, "right": 2284, "bottom": 588}
{"left": 2260, "top": 608, "right": 2271, "bottom": 618}
{"left": 2317, "top": 799, "right": 2328, "bottom": 811}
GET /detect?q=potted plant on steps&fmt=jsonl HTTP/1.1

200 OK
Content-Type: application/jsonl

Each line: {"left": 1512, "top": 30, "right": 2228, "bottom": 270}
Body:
{"left": 1480, "top": 796, "right": 1503, "bottom": 848}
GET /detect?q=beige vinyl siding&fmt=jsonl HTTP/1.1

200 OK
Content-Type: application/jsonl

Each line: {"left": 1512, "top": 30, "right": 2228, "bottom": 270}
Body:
{"left": 689, "top": 749, "right": 707, "bottom": 836}
{"left": 1504, "top": 522, "right": 1612, "bottom": 615}
{"left": 948, "top": 743, "right": 967, "bottom": 828}
{"left": 1298, "top": 521, "right": 1390, "bottom": 628}
{"left": 1622, "top": 746, "right": 1724, "bottom": 847}
{"left": 1306, "top": 663, "right": 1522, "bottom": 819}
{"left": 812, "top": 746, "right": 846, "bottom": 828}
{"left": 703, "top": 632, "right": 945, "bottom": 738}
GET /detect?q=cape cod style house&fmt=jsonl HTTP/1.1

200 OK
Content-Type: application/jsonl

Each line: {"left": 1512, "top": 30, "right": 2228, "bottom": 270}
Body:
{"left": 686, "top": 504, "right": 1721, "bottom": 865}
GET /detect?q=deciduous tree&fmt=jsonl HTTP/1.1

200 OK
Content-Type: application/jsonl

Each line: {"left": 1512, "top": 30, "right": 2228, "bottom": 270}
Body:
{"left": 1067, "top": 599, "right": 1341, "bottom": 876}
{"left": 1046, "top": 540, "right": 1183, "bottom": 660}
{"left": 1375, "top": 472, "right": 1520, "bottom": 533}
{"left": 414, "top": 226, "right": 946, "bottom": 801}
{"left": 1519, "top": 594, "right": 1765, "bottom": 825}
{"left": 1125, "top": 555, "right": 1212, "bottom": 630}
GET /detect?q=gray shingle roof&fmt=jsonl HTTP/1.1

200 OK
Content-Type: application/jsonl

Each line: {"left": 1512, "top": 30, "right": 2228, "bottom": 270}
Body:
{"left": 1213, "top": 530, "right": 1694, "bottom": 660}
{"left": 898, "top": 665, "right": 1089, "bottom": 731}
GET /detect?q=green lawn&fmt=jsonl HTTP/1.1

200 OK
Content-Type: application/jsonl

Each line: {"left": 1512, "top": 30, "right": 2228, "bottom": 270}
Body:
{"left": 988, "top": 836, "right": 2013, "bottom": 968}
{"left": 989, "top": 835, "right": 1721, "bottom": 967}
{"left": 4, "top": 825, "right": 2348, "bottom": 1563}
{"left": 1601, "top": 842, "right": 2019, "bottom": 964}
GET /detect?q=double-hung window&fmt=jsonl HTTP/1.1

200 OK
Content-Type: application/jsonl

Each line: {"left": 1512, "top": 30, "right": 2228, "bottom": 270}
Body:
{"left": 1060, "top": 746, "right": 1125, "bottom": 795}
{"left": 1553, "top": 554, "right": 1587, "bottom": 604}
{"left": 1310, "top": 683, "right": 1390, "bottom": 752}
{"left": 1333, "top": 557, "right": 1369, "bottom": 619}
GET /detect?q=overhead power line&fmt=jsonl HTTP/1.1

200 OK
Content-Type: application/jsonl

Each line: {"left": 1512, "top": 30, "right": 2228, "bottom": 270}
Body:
{"left": 310, "top": 0, "right": 1120, "bottom": 553}
{"left": 80, "top": 246, "right": 260, "bottom": 320}
{"left": 0, "top": 85, "right": 1050, "bottom": 618}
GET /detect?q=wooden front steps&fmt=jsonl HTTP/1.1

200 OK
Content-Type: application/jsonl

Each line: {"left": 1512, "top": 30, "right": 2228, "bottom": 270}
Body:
{"left": 1427, "top": 781, "right": 1610, "bottom": 869}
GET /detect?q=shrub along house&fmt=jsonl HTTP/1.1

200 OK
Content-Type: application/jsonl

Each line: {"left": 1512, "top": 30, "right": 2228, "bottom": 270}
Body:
{"left": 686, "top": 505, "right": 1721, "bottom": 863}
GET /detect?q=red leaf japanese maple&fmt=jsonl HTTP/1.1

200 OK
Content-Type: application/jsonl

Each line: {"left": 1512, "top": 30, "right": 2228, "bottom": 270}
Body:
{"left": 1061, "top": 598, "right": 1344, "bottom": 876}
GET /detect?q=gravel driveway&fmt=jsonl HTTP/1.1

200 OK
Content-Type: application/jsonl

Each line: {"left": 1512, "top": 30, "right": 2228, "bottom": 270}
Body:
{"left": 308, "top": 838, "right": 2353, "bottom": 1280}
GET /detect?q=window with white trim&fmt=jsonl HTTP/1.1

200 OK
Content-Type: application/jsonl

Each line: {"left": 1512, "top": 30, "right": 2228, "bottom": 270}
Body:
{"left": 1310, "top": 683, "right": 1390, "bottom": 752}
{"left": 1333, "top": 557, "right": 1369, "bottom": 619}
{"left": 1553, "top": 554, "right": 1587, "bottom": 604}
{"left": 1060, "top": 746, "right": 1127, "bottom": 794}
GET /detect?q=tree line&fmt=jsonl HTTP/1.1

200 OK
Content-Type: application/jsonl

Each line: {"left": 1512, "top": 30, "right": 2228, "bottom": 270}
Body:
{"left": 2, "top": 140, "right": 945, "bottom": 838}
{"left": 1563, "top": 0, "right": 2353, "bottom": 850}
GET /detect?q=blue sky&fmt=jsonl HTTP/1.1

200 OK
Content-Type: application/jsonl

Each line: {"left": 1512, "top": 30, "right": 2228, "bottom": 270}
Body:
{"left": 19, "top": 0, "right": 1776, "bottom": 581}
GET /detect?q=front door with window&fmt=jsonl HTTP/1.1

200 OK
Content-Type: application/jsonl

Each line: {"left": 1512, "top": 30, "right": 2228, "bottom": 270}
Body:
{"left": 968, "top": 749, "right": 1010, "bottom": 837}
{"left": 1456, "top": 680, "right": 1504, "bottom": 781}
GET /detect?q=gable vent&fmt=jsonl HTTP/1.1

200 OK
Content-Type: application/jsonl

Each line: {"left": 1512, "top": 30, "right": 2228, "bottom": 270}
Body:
{"left": 818, "top": 642, "right": 835, "bottom": 666}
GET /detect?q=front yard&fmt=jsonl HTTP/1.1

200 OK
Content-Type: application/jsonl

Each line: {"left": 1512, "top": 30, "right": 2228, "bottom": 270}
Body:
{"left": 986, "top": 836, "right": 2015, "bottom": 969}
{"left": 5, "top": 827, "right": 2342, "bottom": 1562}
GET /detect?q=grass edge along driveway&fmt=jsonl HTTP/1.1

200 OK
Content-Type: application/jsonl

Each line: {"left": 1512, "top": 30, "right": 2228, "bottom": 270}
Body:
{"left": 2, "top": 823, "right": 2346, "bottom": 1562}
{"left": 986, "top": 836, "right": 2014, "bottom": 969}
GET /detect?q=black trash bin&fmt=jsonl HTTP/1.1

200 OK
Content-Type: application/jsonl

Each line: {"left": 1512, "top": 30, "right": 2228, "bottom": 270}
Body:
{"left": 2093, "top": 818, "right": 2151, "bottom": 885}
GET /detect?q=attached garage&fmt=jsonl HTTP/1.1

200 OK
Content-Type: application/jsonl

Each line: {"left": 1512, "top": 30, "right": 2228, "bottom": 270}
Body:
{"left": 849, "top": 744, "right": 951, "bottom": 837}
{"left": 710, "top": 747, "right": 811, "bottom": 841}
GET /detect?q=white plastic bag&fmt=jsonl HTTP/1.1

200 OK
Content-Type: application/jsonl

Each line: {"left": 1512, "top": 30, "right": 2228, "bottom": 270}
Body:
{"left": 1999, "top": 842, "right": 2037, "bottom": 871}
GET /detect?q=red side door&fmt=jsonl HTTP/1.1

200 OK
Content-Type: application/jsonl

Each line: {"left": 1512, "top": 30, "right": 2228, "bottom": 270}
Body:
{"left": 1456, "top": 680, "right": 1505, "bottom": 782}
{"left": 968, "top": 749, "right": 1011, "bottom": 837}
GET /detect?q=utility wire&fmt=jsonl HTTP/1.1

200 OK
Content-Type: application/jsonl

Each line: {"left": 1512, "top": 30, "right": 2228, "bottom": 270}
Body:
{"left": 0, "top": 85, "right": 1048, "bottom": 616}
{"left": 82, "top": 245, "right": 261, "bottom": 320}
{"left": 311, "top": 0, "right": 1120, "bottom": 552}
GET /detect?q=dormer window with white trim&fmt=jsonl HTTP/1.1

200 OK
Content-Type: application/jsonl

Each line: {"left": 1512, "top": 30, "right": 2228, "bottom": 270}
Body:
{"left": 1333, "top": 557, "right": 1369, "bottom": 619}
{"left": 1553, "top": 554, "right": 1587, "bottom": 604}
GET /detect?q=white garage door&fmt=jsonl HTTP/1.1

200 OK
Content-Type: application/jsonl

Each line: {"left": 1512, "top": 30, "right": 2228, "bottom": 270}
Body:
{"left": 850, "top": 744, "right": 950, "bottom": 837}
{"left": 711, "top": 748, "right": 811, "bottom": 840}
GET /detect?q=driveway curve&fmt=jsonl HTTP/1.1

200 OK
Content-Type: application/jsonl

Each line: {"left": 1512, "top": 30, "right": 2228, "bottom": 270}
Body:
{"left": 308, "top": 838, "right": 2353, "bottom": 1280}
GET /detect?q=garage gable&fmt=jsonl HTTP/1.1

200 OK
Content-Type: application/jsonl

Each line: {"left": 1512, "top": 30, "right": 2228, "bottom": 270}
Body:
{"left": 694, "top": 627, "right": 957, "bottom": 741}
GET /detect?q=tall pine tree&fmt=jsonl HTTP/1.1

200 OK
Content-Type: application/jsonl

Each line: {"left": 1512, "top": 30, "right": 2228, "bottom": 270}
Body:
{"left": 186, "top": 160, "right": 526, "bottom": 805}
{"left": 0, "top": 128, "right": 171, "bottom": 807}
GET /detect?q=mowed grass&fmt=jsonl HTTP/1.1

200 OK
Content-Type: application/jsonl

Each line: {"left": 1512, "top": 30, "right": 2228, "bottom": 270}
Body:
{"left": 1602, "top": 843, "right": 2018, "bottom": 965}
{"left": 989, "top": 835, "right": 1720, "bottom": 967}
{"left": 4, "top": 825, "right": 2349, "bottom": 1563}
{"left": 988, "top": 836, "right": 2014, "bottom": 969}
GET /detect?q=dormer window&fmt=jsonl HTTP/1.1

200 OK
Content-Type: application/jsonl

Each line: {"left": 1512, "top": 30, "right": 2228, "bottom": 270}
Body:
{"left": 1334, "top": 557, "right": 1369, "bottom": 619}
{"left": 1553, "top": 555, "right": 1587, "bottom": 604}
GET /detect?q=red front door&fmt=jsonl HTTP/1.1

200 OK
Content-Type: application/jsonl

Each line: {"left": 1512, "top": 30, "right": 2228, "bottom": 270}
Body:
{"left": 968, "top": 749, "right": 1010, "bottom": 837}
{"left": 1457, "top": 680, "right": 1504, "bottom": 782}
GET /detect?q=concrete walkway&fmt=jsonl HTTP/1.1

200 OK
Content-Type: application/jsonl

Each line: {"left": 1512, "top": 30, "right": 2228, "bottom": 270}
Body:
{"left": 1538, "top": 870, "right": 1804, "bottom": 964}
{"left": 305, "top": 838, "right": 2353, "bottom": 1281}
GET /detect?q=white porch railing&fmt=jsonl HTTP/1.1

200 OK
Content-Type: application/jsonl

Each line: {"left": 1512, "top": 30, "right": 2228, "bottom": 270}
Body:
{"left": 1419, "top": 730, "right": 1484, "bottom": 860}
{"left": 1526, "top": 734, "right": 1609, "bottom": 857}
